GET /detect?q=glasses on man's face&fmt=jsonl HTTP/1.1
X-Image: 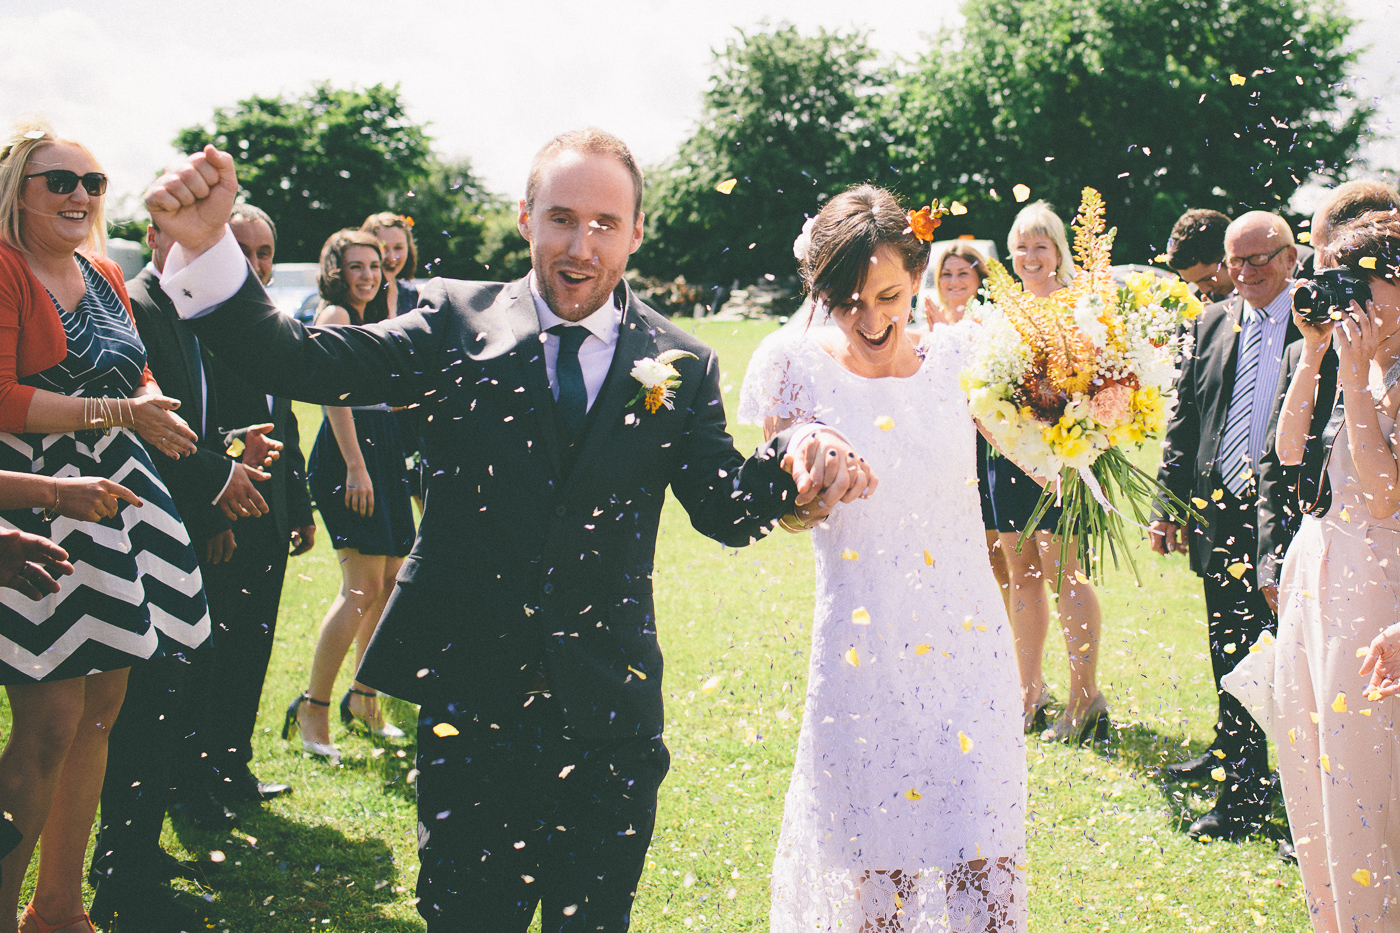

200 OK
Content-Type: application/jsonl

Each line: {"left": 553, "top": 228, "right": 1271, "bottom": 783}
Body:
{"left": 23, "top": 170, "right": 108, "bottom": 197}
{"left": 1225, "top": 244, "right": 1289, "bottom": 271}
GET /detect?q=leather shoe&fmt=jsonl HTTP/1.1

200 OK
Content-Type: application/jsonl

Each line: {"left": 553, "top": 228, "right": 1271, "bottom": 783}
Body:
{"left": 1187, "top": 780, "right": 1271, "bottom": 841}
{"left": 217, "top": 770, "right": 292, "bottom": 803}
{"left": 90, "top": 879, "right": 208, "bottom": 933}
{"left": 170, "top": 789, "right": 238, "bottom": 829}
{"left": 1278, "top": 839, "right": 1298, "bottom": 864}
{"left": 88, "top": 848, "right": 207, "bottom": 890}
{"left": 1163, "top": 751, "right": 1225, "bottom": 783}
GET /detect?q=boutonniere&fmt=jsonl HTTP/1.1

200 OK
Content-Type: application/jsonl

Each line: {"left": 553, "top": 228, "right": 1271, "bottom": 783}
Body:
{"left": 628, "top": 350, "right": 698, "bottom": 413}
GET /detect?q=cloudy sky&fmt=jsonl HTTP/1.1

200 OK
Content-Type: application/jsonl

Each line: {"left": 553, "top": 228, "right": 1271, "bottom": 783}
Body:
{"left": 3, "top": 0, "right": 1396, "bottom": 218}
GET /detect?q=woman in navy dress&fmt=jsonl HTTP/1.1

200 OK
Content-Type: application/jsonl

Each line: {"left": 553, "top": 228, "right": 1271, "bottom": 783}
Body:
{"left": 0, "top": 121, "right": 208, "bottom": 933}
{"left": 994, "top": 202, "right": 1108, "bottom": 743}
{"left": 286, "top": 229, "right": 413, "bottom": 762}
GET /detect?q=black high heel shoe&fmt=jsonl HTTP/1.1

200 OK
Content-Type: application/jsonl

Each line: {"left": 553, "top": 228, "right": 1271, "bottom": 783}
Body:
{"left": 340, "top": 688, "right": 406, "bottom": 739}
{"left": 283, "top": 693, "right": 340, "bottom": 762}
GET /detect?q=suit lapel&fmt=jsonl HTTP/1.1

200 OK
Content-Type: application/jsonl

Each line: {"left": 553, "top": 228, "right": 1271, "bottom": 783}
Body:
{"left": 562, "top": 284, "right": 654, "bottom": 491}
{"left": 143, "top": 268, "right": 206, "bottom": 435}
{"left": 502, "top": 281, "right": 564, "bottom": 477}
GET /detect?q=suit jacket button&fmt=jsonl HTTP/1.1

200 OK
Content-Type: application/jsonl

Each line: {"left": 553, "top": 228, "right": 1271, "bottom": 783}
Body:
{"left": 555, "top": 505, "right": 567, "bottom": 517}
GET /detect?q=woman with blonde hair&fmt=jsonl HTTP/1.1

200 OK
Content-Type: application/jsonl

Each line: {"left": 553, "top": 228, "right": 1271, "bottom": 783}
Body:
{"left": 0, "top": 118, "right": 208, "bottom": 933}
{"left": 993, "top": 201, "right": 1108, "bottom": 743}
{"left": 283, "top": 229, "right": 414, "bottom": 761}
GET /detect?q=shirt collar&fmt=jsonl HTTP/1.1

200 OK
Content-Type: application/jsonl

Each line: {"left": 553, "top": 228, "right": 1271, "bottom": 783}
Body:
{"left": 528, "top": 271, "right": 621, "bottom": 346}
{"left": 1243, "top": 281, "right": 1296, "bottom": 326}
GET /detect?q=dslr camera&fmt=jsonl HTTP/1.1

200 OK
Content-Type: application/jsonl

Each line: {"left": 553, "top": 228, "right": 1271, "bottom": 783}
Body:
{"left": 1293, "top": 268, "right": 1372, "bottom": 326}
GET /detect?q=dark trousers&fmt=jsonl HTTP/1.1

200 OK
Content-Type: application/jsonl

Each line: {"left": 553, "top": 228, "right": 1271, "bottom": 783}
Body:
{"left": 415, "top": 694, "right": 669, "bottom": 932}
{"left": 1198, "top": 488, "right": 1276, "bottom": 781}
{"left": 92, "top": 655, "right": 197, "bottom": 881}
{"left": 185, "top": 515, "right": 288, "bottom": 788}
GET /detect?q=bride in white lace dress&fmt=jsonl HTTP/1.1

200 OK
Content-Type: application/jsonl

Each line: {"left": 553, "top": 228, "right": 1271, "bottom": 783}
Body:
{"left": 740, "top": 186, "right": 1027, "bottom": 932}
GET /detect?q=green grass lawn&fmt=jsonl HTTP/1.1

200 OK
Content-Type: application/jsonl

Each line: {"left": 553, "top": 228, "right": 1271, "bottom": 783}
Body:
{"left": 10, "top": 318, "right": 1309, "bottom": 931}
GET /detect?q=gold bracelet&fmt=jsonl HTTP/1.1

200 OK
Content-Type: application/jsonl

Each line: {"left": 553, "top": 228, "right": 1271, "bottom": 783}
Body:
{"left": 42, "top": 477, "right": 60, "bottom": 522}
{"left": 777, "top": 511, "right": 810, "bottom": 533}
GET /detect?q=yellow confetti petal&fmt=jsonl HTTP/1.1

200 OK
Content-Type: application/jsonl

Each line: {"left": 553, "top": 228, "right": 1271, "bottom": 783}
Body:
{"left": 962, "top": 617, "right": 973, "bottom": 631}
{"left": 1191, "top": 497, "right": 1209, "bottom": 509}
{"left": 958, "top": 731, "right": 974, "bottom": 754}
{"left": 1212, "top": 748, "right": 1226, "bottom": 758}
{"left": 1211, "top": 488, "right": 1224, "bottom": 501}
{"left": 1333, "top": 692, "right": 1348, "bottom": 713}
{"left": 432, "top": 722, "right": 460, "bottom": 738}
{"left": 701, "top": 675, "right": 722, "bottom": 695}
{"left": 1260, "top": 631, "right": 1275, "bottom": 646}
{"left": 1320, "top": 754, "right": 1331, "bottom": 772}
{"left": 924, "top": 549, "right": 933, "bottom": 566}
{"left": 1366, "top": 687, "right": 1384, "bottom": 702}
{"left": 715, "top": 178, "right": 737, "bottom": 194}
{"left": 1354, "top": 868, "right": 1372, "bottom": 887}
{"left": 1074, "top": 570, "right": 1090, "bottom": 584}
{"left": 1226, "top": 562, "right": 1247, "bottom": 580}
{"left": 1288, "top": 727, "right": 1299, "bottom": 744}
{"left": 1012, "top": 184, "right": 1031, "bottom": 203}
{"left": 949, "top": 200, "right": 967, "bottom": 216}
{"left": 1342, "top": 507, "right": 1352, "bottom": 523}
{"left": 1224, "top": 642, "right": 1237, "bottom": 654}
{"left": 627, "top": 665, "right": 647, "bottom": 680}
{"left": 1230, "top": 73, "right": 1247, "bottom": 85}
{"left": 226, "top": 436, "right": 245, "bottom": 458}
{"left": 1359, "top": 256, "right": 1377, "bottom": 270}
{"left": 1358, "top": 647, "right": 1371, "bottom": 658}
{"left": 851, "top": 607, "right": 871, "bottom": 625}
{"left": 1211, "top": 766, "right": 1227, "bottom": 781}
{"left": 845, "top": 647, "right": 860, "bottom": 667}
{"left": 915, "top": 644, "right": 932, "bottom": 655}
{"left": 976, "top": 624, "right": 987, "bottom": 632}
{"left": 874, "top": 415, "right": 895, "bottom": 431}
{"left": 1310, "top": 711, "right": 1320, "bottom": 724}
{"left": 1296, "top": 836, "right": 1312, "bottom": 846}
{"left": 842, "top": 549, "right": 859, "bottom": 561}
{"left": 904, "top": 787, "right": 922, "bottom": 801}
{"left": 1298, "top": 231, "right": 1312, "bottom": 244}
{"left": 1360, "top": 708, "right": 1374, "bottom": 716}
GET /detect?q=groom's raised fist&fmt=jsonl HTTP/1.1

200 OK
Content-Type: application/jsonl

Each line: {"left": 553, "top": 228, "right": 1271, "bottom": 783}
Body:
{"left": 144, "top": 144, "right": 238, "bottom": 257}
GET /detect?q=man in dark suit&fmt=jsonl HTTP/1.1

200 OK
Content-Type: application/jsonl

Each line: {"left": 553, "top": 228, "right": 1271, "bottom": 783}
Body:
{"left": 145, "top": 129, "right": 871, "bottom": 931}
{"left": 1150, "top": 211, "right": 1301, "bottom": 841}
{"left": 177, "top": 204, "right": 315, "bottom": 808}
{"left": 90, "top": 221, "right": 275, "bottom": 931}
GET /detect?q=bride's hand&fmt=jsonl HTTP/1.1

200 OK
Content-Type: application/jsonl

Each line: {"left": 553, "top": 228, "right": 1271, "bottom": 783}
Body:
{"left": 785, "top": 428, "right": 878, "bottom": 508}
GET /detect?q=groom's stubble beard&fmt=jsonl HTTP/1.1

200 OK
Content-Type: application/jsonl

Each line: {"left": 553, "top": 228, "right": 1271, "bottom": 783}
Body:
{"left": 530, "top": 245, "right": 625, "bottom": 323}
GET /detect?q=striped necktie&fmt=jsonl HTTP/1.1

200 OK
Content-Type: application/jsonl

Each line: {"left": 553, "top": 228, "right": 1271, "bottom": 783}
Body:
{"left": 1218, "top": 307, "right": 1263, "bottom": 496}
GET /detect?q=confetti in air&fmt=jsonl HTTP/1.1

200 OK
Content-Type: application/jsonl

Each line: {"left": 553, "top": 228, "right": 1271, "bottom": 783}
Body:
{"left": 851, "top": 607, "right": 871, "bottom": 625}
{"left": 875, "top": 415, "right": 895, "bottom": 431}
{"left": 715, "top": 178, "right": 738, "bottom": 194}
{"left": 1012, "top": 184, "right": 1031, "bottom": 202}
{"left": 432, "top": 722, "right": 460, "bottom": 738}
{"left": 958, "top": 731, "right": 974, "bottom": 753}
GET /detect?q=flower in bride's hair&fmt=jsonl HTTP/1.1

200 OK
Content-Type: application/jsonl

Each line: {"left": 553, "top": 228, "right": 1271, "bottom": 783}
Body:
{"left": 792, "top": 216, "right": 817, "bottom": 262}
{"left": 907, "top": 199, "right": 952, "bottom": 242}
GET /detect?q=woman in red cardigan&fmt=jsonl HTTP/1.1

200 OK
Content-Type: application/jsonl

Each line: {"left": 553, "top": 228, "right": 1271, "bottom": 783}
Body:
{"left": 0, "top": 120, "right": 211, "bottom": 933}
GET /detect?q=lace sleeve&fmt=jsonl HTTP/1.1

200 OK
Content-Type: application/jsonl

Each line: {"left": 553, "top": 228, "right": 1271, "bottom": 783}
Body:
{"left": 737, "top": 331, "right": 816, "bottom": 426}
{"left": 926, "top": 318, "right": 980, "bottom": 370}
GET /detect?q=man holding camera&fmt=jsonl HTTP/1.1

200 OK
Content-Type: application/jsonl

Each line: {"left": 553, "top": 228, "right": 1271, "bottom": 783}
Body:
{"left": 1151, "top": 211, "right": 1300, "bottom": 841}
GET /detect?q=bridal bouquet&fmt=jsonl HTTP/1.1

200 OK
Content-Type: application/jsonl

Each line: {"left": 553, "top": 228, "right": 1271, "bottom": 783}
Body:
{"left": 960, "top": 188, "right": 1203, "bottom": 580}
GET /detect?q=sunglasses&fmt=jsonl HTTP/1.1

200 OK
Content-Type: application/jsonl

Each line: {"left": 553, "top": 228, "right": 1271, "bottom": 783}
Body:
{"left": 23, "top": 170, "right": 108, "bottom": 197}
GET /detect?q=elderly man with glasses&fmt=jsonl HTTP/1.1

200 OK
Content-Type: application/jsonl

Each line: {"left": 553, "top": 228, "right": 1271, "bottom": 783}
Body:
{"left": 1149, "top": 211, "right": 1301, "bottom": 843}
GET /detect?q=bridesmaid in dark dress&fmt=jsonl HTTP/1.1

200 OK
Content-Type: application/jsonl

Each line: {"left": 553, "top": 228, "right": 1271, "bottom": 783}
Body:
{"left": 285, "top": 230, "right": 414, "bottom": 763}
{"left": 996, "top": 202, "right": 1107, "bottom": 743}
{"left": 0, "top": 121, "right": 207, "bottom": 933}
{"left": 361, "top": 212, "right": 425, "bottom": 508}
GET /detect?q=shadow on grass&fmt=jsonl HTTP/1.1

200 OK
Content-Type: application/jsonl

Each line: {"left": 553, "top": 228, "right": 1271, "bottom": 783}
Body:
{"left": 1096, "top": 718, "right": 1291, "bottom": 842}
{"left": 170, "top": 806, "right": 421, "bottom": 933}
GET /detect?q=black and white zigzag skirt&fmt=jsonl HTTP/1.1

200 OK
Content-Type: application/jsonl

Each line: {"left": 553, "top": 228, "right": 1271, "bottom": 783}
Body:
{"left": 0, "top": 428, "right": 210, "bottom": 684}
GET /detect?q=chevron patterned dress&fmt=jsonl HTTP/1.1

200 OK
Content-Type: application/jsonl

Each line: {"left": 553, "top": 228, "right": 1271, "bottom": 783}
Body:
{"left": 0, "top": 256, "right": 210, "bottom": 683}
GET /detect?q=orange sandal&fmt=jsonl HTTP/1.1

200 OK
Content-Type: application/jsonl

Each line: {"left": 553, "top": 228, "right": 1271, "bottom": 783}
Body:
{"left": 20, "top": 904, "right": 95, "bottom": 933}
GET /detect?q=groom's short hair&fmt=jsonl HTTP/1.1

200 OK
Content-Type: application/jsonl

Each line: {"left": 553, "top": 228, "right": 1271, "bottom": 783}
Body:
{"left": 526, "top": 127, "right": 644, "bottom": 220}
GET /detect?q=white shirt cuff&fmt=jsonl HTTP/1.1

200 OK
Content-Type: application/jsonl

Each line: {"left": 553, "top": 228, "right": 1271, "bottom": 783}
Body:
{"left": 160, "top": 227, "right": 249, "bottom": 320}
{"left": 210, "top": 460, "right": 238, "bottom": 506}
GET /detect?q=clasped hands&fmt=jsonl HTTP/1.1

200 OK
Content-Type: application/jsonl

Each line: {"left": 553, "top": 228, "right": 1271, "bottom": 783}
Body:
{"left": 781, "top": 428, "right": 877, "bottom": 527}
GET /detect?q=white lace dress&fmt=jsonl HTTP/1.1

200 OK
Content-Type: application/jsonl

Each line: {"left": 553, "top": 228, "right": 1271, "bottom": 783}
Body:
{"left": 739, "top": 323, "right": 1027, "bottom": 932}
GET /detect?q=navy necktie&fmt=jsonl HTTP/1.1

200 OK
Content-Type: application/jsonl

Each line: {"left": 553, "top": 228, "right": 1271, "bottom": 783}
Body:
{"left": 549, "top": 324, "right": 589, "bottom": 439}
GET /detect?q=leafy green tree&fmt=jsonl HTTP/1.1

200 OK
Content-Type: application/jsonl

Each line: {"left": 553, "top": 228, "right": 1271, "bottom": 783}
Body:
{"left": 175, "top": 83, "right": 435, "bottom": 262}
{"left": 888, "top": 0, "right": 1370, "bottom": 262}
{"left": 637, "top": 24, "right": 890, "bottom": 286}
{"left": 395, "top": 156, "right": 523, "bottom": 281}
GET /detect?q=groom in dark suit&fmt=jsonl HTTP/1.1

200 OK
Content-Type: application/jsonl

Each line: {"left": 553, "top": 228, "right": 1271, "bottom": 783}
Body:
{"left": 1151, "top": 211, "right": 1300, "bottom": 841}
{"left": 145, "top": 129, "right": 871, "bottom": 931}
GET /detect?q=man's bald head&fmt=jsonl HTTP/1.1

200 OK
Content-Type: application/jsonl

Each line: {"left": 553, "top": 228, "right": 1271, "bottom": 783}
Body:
{"left": 1224, "top": 211, "right": 1296, "bottom": 307}
{"left": 1311, "top": 180, "right": 1400, "bottom": 258}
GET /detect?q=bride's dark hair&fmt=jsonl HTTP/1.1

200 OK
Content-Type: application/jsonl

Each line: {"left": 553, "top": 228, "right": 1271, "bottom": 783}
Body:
{"left": 801, "top": 185, "right": 931, "bottom": 308}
